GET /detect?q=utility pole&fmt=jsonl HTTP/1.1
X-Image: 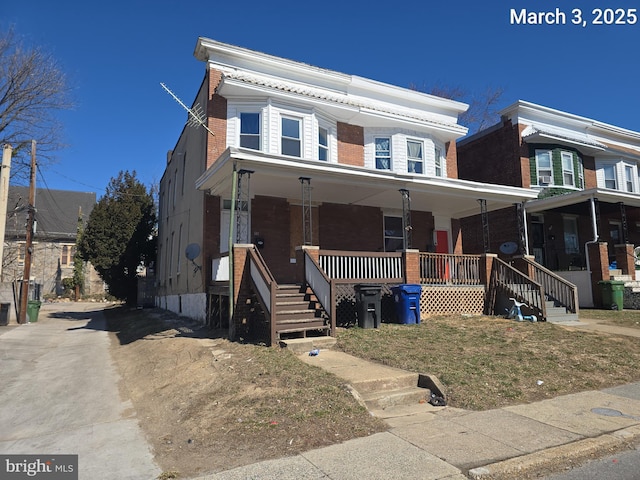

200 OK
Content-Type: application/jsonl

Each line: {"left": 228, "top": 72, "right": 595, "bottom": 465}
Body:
{"left": 0, "top": 145, "right": 12, "bottom": 278}
{"left": 18, "top": 141, "right": 36, "bottom": 324}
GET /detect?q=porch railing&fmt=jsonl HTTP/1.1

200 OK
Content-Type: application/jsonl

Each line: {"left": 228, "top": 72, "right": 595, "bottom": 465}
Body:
{"left": 489, "top": 257, "right": 546, "bottom": 320}
{"left": 521, "top": 257, "right": 579, "bottom": 314}
{"left": 247, "top": 247, "right": 278, "bottom": 345}
{"left": 319, "top": 250, "right": 403, "bottom": 281}
{"left": 304, "top": 251, "right": 335, "bottom": 335}
{"left": 419, "top": 253, "right": 482, "bottom": 285}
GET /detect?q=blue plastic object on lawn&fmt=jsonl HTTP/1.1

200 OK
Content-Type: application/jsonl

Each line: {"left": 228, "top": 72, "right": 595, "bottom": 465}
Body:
{"left": 390, "top": 284, "right": 421, "bottom": 324}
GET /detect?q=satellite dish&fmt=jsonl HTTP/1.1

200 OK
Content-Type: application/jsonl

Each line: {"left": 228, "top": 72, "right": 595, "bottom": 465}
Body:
{"left": 185, "top": 243, "right": 201, "bottom": 261}
{"left": 500, "top": 241, "right": 519, "bottom": 255}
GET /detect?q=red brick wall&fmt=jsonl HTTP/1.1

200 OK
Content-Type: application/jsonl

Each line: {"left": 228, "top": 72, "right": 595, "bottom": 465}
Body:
{"left": 583, "top": 154, "right": 597, "bottom": 188}
{"left": 459, "top": 206, "right": 519, "bottom": 256}
{"left": 445, "top": 141, "right": 458, "bottom": 179}
{"left": 457, "top": 120, "right": 525, "bottom": 187}
{"left": 206, "top": 69, "right": 227, "bottom": 169}
{"left": 337, "top": 122, "right": 364, "bottom": 166}
{"left": 319, "top": 203, "right": 382, "bottom": 251}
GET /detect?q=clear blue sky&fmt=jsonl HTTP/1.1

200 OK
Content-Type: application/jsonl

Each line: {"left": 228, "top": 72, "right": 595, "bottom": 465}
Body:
{"left": 3, "top": 0, "right": 639, "bottom": 197}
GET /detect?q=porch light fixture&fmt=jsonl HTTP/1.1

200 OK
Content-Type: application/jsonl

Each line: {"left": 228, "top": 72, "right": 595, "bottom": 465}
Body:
{"left": 399, "top": 189, "right": 412, "bottom": 251}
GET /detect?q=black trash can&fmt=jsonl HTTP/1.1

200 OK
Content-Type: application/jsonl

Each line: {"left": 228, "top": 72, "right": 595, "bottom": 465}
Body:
{"left": 354, "top": 284, "right": 382, "bottom": 329}
{"left": 390, "top": 284, "right": 422, "bottom": 324}
{"left": 0, "top": 303, "right": 9, "bottom": 326}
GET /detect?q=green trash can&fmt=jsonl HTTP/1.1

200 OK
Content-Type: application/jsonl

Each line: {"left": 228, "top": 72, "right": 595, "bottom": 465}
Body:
{"left": 27, "top": 300, "right": 41, "bottom": 323}
{"left": 599, "top": 280, "right": 625, "bottom": 310}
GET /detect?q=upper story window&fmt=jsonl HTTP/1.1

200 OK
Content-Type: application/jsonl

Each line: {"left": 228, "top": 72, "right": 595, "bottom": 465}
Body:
{"left": 61, "top": 244, "right": 75, "bottom": 266}
{"left": 375, "top": 137, "right": 391, "bottom": 170}
{"left": 407, "top": 140, "right": 424, "bottom": 174}
{"left": 625, "top": 165, "right": 634, "bottom": 192}
{"left": 603, "top": 164, "right": 617, "bottom": 189}
{"left": 561, "top": 151, "right": 574, "bottom": 186}
{"left": 240, "top": 113, "right": 261, "bottom": 150}
{"left": 535, "top": 150, "right": 553, "bottom": 186}
{"left": 281, "top": 116, "right": 301, "bottom": 157}
{"left": 435, "top": 147, "right": 443, "bottom": 177}
{"left": 318, "top": 126, "right": 329, "bottom": 161}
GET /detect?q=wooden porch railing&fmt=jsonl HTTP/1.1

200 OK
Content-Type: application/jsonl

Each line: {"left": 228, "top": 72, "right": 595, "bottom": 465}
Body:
{"left": 247, "top": 247, "right": 278, "bottom": 345}
{"left": 304, "top": 251, "right": 336, "bottom": 335}
{"left": 419, "top": 253, "right": 481, "bottom": 285}
{"left": 520, "top": 257, "right": 579, "bottom": 314}
{"left": 318, "top": 250, "right": 403, "bottom": 281}
{"left": 489, "top": 257, "right": 546, "bottom": 320}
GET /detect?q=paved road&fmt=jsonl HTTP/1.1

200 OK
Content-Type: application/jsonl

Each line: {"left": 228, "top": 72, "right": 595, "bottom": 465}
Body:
{"left": 0, "top": 302, "right": 161, "bottom": 479}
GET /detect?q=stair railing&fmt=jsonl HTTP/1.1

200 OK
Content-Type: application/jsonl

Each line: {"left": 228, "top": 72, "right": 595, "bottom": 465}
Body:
{"left": 247, "top": 247, "right": 278, "bottom": 345}
{"left": 304, "top": 250, "right": 335, "bottom": 336}
{"left": 489, "top": 257, "right": 546, "bottom": 320}
{"left": 519, "top": 257, "right": 579, "bottom": 314}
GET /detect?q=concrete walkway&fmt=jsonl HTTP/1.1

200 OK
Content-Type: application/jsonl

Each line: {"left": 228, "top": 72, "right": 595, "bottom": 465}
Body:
{"left": 194, "top": 318, "right": 640, "bottom": 480}
{"left": 0, "top": 302, "right": 161, "bottom": 480}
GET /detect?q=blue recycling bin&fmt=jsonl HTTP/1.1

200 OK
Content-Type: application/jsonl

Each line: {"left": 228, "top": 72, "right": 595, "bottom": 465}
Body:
{"left": 390, "top": 284, "right": 421, "bottom": 324}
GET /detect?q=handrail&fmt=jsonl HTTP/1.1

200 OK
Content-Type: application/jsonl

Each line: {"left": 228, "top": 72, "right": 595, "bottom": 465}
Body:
{"left": 247, "top": 247, "right": 278, "bottom": 345}
{"left": 521, "top": 257, "right": 579, "bottom": 314}
{"left": 490, "top": 257, "right": 546, "bottom": 320}
{"left": 304, "top": 251, "right": 333, "bottom": 318}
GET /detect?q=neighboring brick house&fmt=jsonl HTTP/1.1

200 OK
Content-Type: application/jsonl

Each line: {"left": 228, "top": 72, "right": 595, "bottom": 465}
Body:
{"left": 458, "top": 100, "right": 640, "bottom": 306}
{"left": 3, "top": 186, "right": 104, "bottom": 298}
{"left": 157, "top": 38, "right": 536, "bottom": 323}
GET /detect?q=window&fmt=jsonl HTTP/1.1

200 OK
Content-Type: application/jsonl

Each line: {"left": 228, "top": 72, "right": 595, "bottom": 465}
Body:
{"left": 281, "top": 117, "right": 301, "bottom": 157}
{"left": 578, "top": 158, "right": 585, "bottom": 188}
{"left": 625, "top": 165, "right": 634, "bottom": 192}
{"left": 561, "top": 151, "right": 574, "bottom": 186}
{"left": 536, "top": 150, "right": 553, "bottom": 185}
{"left": 603, "top": 164, "right": 617, "bottom": 189}
{"left": 318, "top": 126, "right": 328, "bottom": 161}
{"left": 240, "top": 113, "right": 260, "bottom": 150}
{"left": 563, "top": 217, "right": 579, "bottom": 254}
{"left": 407, "top": 140, "right": 424, "bottom": 174}
{"left": 375, "top": 137, "right": 391, "bottom": 170}
{"left": 61, "top": 244, "right": 75, "bottom": 266}
{"left": 435, "top": 147, "right": 443, "bottom": 177}
{"left": 383, "top": 216, "right": 404, "bottom": 252}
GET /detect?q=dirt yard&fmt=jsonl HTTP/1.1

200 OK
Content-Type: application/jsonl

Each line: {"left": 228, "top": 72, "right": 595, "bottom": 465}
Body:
{"left": 105, "top": 306, "right": 386, "bottom": 479}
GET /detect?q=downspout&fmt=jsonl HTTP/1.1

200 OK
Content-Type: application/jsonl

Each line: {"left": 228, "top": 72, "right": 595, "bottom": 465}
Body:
{"left": 584, "top": 196, "right": 599, "bottom": 273}
{"left": 228, "top": 163, "right": 238, "bottom": 328}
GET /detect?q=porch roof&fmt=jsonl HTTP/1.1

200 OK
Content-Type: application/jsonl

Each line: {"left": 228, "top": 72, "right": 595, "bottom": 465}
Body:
{"left": 196, "top": 147, "right": 538, "bottom": 218}
{"left": 526, "top": 187, "right": 640, "bottom": 213}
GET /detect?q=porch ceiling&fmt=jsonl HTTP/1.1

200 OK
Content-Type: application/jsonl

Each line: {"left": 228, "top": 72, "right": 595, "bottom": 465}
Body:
{"left": 196, "top": 147, "right": 538, "bottom": 218}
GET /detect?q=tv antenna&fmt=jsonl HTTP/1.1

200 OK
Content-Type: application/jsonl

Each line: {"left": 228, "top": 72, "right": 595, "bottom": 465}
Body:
{"left": 160, "top": 82, "right": 215, "bottom": 137}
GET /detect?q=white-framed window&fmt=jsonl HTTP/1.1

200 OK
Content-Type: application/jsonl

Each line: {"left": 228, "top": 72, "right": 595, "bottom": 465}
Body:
{"left": 407, "top": 139, "right": 424, "bottom": 174}
{"left": 240, "top": 112, "right": 261, "bottom": 150}
{"left": 625, "top": 165, "right": 634, "bottom": 192}
{"left": 435, "top": 146, "right": 443, "bottom": 177}
{"left": 383, "top": 215, "right": 404, "bottom": 252}
{"left": 318, "top": 126, "right": 329, "bottom": 161}
{"left": 281, "top": 116, "right": 302, "bottom": 157}
{"left": 603, "top": 164, "right": 617, "bottom": 189}
{"left": 578, "top": 157, "right": 585, "bottom": 188}
{"left": 536, "top": 149, "right": 553, "bottom": 186}
{"left": 561, "top": 151, "right": 574, "bottom": 186}
{"left": 375, "top": 137, "right": 391, "bottom": 170}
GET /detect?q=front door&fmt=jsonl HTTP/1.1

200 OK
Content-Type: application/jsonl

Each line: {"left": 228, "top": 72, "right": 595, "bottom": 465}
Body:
{"left": 435, "top": 230, "right": 449, "bottom": 254}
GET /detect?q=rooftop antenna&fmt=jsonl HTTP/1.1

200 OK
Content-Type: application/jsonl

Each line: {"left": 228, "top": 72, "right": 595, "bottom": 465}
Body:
{"left": 160, "top": 82, "right": 215, "bottom": 137}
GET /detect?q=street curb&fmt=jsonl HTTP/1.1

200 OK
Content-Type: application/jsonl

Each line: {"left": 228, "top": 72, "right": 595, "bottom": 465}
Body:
{"left": 468, "top": 426, "right": 640, "bottom": 479}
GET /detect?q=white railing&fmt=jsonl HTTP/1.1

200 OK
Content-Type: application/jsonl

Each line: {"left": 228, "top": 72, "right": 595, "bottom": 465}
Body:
{"left": 250, "top": 259, "right": 271, "bottom": 313}
{"left": 305, "top": 253, "right": 332, "bottom": 317}
{"left": 211, "top": 255, "right": 229, "bottom": 282}
{"left": 319, "top": 250, "right": 403, "bottom": 280}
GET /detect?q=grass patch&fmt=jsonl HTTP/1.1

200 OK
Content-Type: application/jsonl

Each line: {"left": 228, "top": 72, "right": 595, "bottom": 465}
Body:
{"left": 580, "top": 308, "right": 640, "bottom": 329}
{"left": 336, "top": 315, "right": 640, "bottom": 411}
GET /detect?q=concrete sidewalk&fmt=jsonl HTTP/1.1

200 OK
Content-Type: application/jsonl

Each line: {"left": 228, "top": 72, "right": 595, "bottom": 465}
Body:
{"left": 0, "top": 302, "right": 161, "bottom": 480}
{"left": 194, "top": 323, "right": 640, "bottom": 480}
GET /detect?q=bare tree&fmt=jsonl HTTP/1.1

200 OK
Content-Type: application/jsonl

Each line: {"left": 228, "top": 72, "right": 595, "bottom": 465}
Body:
{"left": 409, "top": 81, "right": 505, "bottom": 135}
{"left": 0, "top": 27, "right": 73, "bottom": 182}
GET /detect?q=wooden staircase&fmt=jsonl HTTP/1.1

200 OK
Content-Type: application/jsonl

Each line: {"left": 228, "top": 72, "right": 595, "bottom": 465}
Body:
{"left": 275, "top": 284, "right": 330, "bottom": 339}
